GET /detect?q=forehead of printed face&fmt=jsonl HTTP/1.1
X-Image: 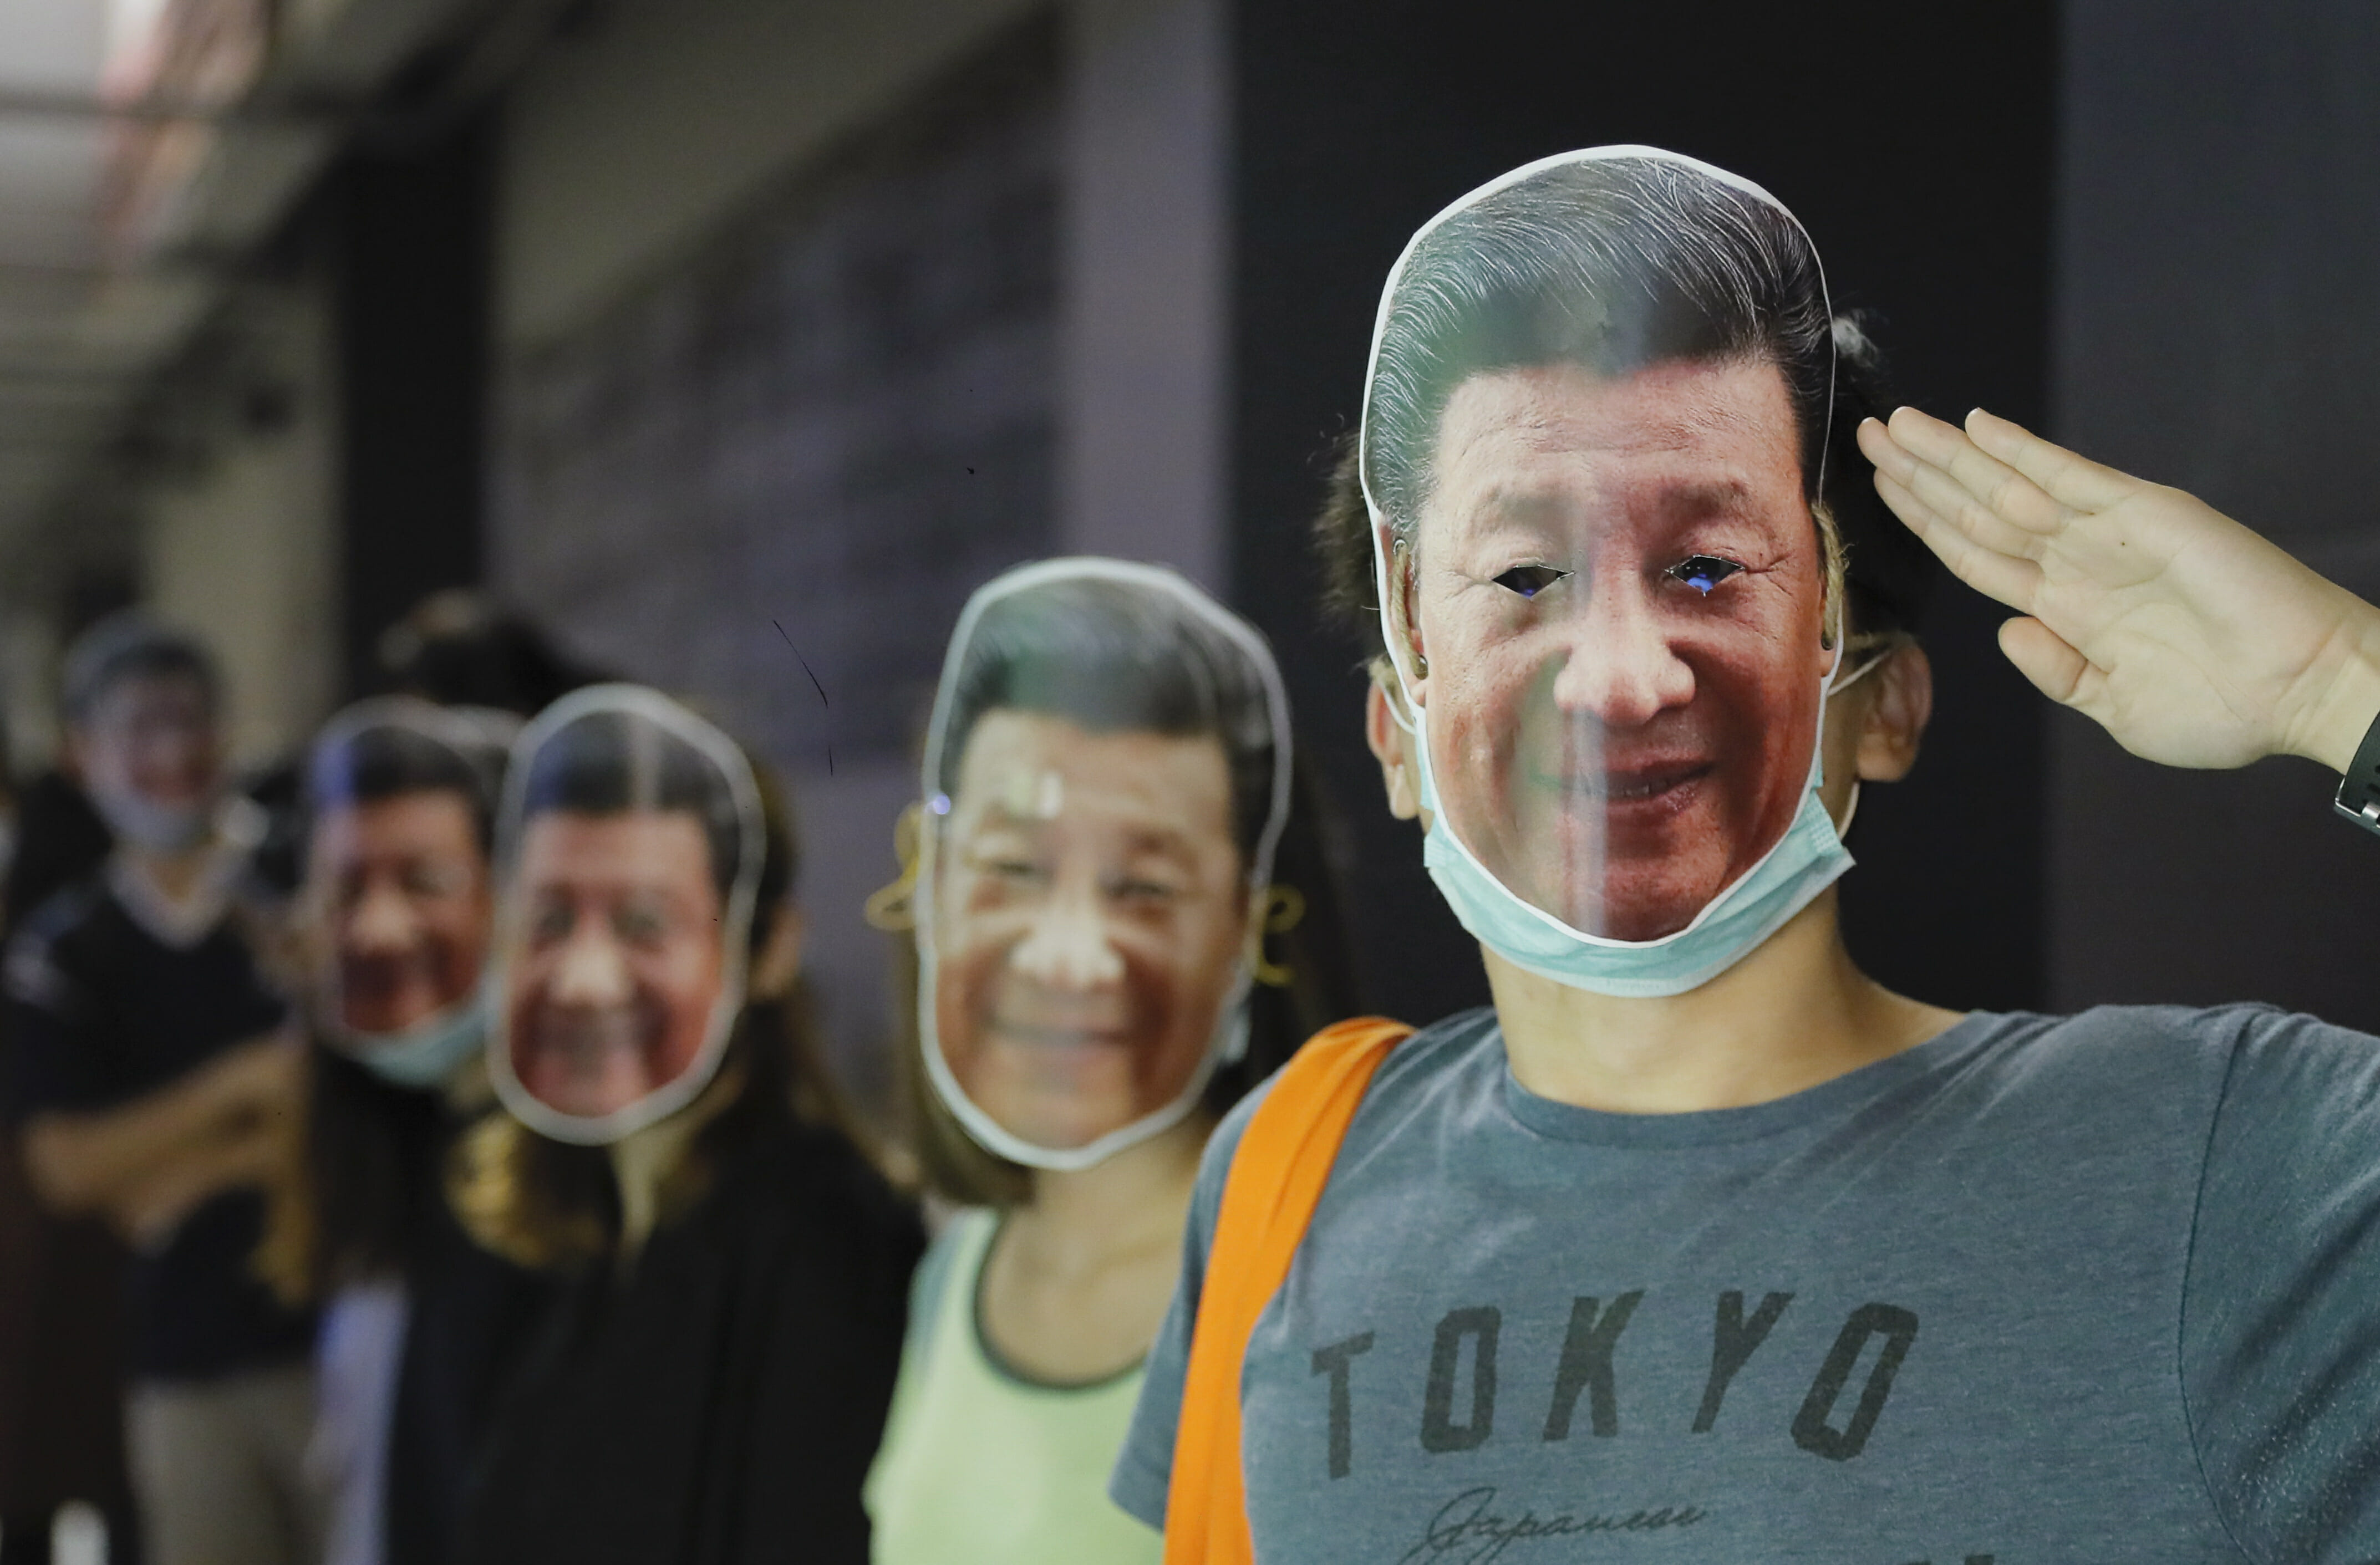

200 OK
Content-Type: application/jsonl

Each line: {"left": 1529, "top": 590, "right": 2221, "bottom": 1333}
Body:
{"left": 936, "top": 573, "right": 1279, "bottom": 869}
{"left": 516, "top": 710, "right": 745, "bottom": 899}
{"left": 1363, "top": 155, "right": 1833, "bottom": 546}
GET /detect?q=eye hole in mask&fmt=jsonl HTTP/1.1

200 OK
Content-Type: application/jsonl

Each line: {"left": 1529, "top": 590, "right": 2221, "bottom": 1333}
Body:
{"left": 1493, "top": 564, "right": 1570, "bottom": 599}
{"left": 1667, "top": 554, "right": 1746, "bottom": 595}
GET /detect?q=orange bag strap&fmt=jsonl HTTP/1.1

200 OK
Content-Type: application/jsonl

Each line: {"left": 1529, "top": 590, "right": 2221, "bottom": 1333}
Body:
{"left": 1161, "top": 1016, "right": 1413, "bottom": 1565}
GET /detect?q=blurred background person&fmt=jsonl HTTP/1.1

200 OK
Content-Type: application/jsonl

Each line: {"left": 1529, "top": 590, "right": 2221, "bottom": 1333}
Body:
{"left": 0, "top": 659, "right": 132, "bottom": 1563}
{"left": 241, "top": 593, "right": 611, "bottom": 933}
{"left": 255, "top": 699, "right": 547, "bottom": 1565}
{"left": 0, "top": 1111, "right": 128, "bottom": 1565}
{"left": 377, "top": 592, "right": 607, "bottom": 720}
{"left": 2, "top": 614, "right": 319, "bottom": 1565}
{"left": 450, "top": 687, "right": 920, "bottom": 1565}
{"left": 865, "top": 560, "right": 1355, "bottom": 1564}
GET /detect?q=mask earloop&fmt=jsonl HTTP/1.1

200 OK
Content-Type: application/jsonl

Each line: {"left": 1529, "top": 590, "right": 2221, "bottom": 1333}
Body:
{"left": 1829, "top": 649, "right": 1887, "bottom": 697}
{"left": 1824, "top": 640, "right": 1905, "bottom": 836}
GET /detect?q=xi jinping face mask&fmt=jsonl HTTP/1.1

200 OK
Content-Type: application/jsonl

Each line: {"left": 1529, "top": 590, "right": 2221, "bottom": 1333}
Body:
{"left": 916, "top": 559, "right": 1291, "bottom": 1171}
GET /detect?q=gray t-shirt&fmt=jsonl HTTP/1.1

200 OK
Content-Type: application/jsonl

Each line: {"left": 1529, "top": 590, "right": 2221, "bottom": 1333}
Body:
{"left": 1112, "top": 1005, "right": 2380, "bottom": 1563}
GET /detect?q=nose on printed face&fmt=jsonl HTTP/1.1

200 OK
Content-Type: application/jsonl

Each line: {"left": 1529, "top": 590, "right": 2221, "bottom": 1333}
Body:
{"left": 348, "top": 878, "right": 424, "bottom": 954}
{"left": 1548, "top": 577, "right": 1695, "bottom": 728}
{"left": 1006, "top": 889, "right": 1127, "bottom": 992}
{"left": 550, "top": 917, "right": 637, "bottom": 1008}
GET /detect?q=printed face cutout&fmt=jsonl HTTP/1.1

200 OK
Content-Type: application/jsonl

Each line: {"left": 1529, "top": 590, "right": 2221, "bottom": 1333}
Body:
{"left": 1407, "top": 359, "right": 1831, "bottom": 939}
{"left": 917, "top": 560, "right": 1290, "bottom": 1171}
{"left": 489, "top": 687, "right": 763, "bottom": 1145}
{"left": 1364, "top": 148, "right": 1840, "bottom": 947}
{"left": 303, "top": 700, "right": 513, "bottom": 1059}
{"left": 314, "top": 793, "right": 488, "bottom": 1032}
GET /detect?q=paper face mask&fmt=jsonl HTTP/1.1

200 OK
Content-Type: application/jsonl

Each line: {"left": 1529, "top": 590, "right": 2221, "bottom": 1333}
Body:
{"left": 1362, "top": 147, "right": 1854, "bottom": 996}
{"left": 487, "top": 686, "right": 764, "bottom": 1145}
{"left": 916, "top": 559, "right": 1291, "bottom": 1171}
{"left": 304, "top": 699, "right": 517, "bottom": 1087}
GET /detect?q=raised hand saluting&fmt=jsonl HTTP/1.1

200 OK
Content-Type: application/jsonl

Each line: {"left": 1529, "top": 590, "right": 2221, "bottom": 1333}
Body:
{"left": 1857, "top": 406, "right": 2380, "bottom": 775}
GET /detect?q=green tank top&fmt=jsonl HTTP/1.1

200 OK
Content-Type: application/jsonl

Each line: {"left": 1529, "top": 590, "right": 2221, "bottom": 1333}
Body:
{"left": 865, "top": 1210, "right": 1162, "bottom": 1564}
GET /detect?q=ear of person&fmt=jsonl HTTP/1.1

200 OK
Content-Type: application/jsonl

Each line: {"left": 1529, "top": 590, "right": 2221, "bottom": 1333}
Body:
{"left": 749, "top": 903, "right": 806, "bottom": 1000}
{"left": 1854, "top": 641, "right": 1933, "bottom": 784}
{"left": 1363, "top": 678, "right": 1421, "bottom": 822}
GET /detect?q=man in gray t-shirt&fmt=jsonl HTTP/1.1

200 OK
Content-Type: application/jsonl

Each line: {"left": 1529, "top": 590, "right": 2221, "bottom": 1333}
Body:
{"left": 1116, "top": 1002, "right": 2380, "bottom": 1561}
{"left": 1115, "top": 149, "right": 2380, "bottom": 1561}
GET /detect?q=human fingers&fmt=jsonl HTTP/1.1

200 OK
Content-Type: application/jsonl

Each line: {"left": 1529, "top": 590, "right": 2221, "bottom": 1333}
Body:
{"left": 1869, "top": 453, "right": 2047, "bottom": 582}
{"left": 1889, "top": 448, "right": 2055, "bottom": 562}
{"left": 1884, "top": 406, "right": 2067, "bottom": 536}
{"left": 1862, "top": 421, "right": 1978, "bottom": 541}
{"left": 1875, "top": 470, "right": 2045, "bottom": 611}
{"left": 1964, "top": 409, "right": 2137, "bottom": 512}
{"left": 1997, "top": 616, "right": 2092, "bottom": 707}
{"left": 1855, "top": 415, "right": 1916, "bottom": 482}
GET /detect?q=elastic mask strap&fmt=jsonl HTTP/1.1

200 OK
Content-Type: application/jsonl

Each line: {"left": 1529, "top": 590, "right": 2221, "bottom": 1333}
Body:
{"left": 1828, "top": 631, "right": 1911, "bottom": 699}
{"left": 1830, "top": 654, "right": 1884, "bottom": 697}
{"left": 1820, "top": 639, "right": 1899, "bottom": 835}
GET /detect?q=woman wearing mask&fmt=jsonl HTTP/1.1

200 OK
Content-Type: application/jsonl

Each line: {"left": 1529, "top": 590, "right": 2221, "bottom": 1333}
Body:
{"left": 257, "top": 699, "right": 547, "bottom": 1565}
{"left": 453, "top": 686, "right": 920, "bottom": 1565}
{"left": 865, "top": 560, "right": 1351, "bottom": 1563}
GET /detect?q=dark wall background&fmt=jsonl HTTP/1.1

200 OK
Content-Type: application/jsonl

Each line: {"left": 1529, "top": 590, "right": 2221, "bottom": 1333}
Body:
{"left": 2050, "top": 0, "right": 2380, "bottom": 1029}
{"left": 1229, "top": 0, "right": 2059, "bottom": 1027}
{"left": 487, "top": 16, "right": 1064, "bottom": 1109}
{"left": 336, "top": 115, "right": 495, "bottom": 697}
{"left": 492, "top": 14, "right": 1061, "bottom": 769}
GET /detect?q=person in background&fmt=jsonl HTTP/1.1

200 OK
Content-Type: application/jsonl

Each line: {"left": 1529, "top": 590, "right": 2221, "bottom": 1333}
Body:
{"left": 0, "top": 701, "right": 133, "bottom": 1563}
{"left": 451, "top": 687, "right": 920, "bottom": 1565}
{"left": 377, "top": 591, "right": 606, "bottom": 718}
{"left": 255, "top": 700, "right": 548, "bottom": 1565}
{"left": 863, "top": 561, "right": 1354, "bottom": 1565}
{"left": 239, "top": 593, "right": 609, "bottom": 925}
{"left": 3, "top": 613, "right": 319, "bottom": 1565}
{"left": 5, "top": 757, "right": 113, "bottom": 933}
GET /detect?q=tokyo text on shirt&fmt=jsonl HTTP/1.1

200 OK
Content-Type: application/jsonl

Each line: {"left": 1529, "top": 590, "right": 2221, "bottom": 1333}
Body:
{"left": 1114, "top": 1005, "right": 2380, "bottom": 1564}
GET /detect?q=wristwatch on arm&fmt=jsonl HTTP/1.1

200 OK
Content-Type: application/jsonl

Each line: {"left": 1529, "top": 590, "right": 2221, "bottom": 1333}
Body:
{"left": 2334, "top": 710, "right": 2380, "bottom": 835}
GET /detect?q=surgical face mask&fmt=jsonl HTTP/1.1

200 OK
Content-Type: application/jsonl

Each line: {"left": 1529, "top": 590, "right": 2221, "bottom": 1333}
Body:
{"left": 1396, "top": 648, "right": 1867, "bottom": 997}
{"left": 349, "top": 987, "right": 490, "bottom": 1089}
{"left": 1361, "top": 146, "right": 1853, "bottom": 997}
{"left": 93, "top": 788, "right": 211, "bottom": 854}
{"left": 915, "top": 559, "right": 1291, "bottom": 1172}
{"left": 487, "top": 686, "right": 765, "bottom": 1146}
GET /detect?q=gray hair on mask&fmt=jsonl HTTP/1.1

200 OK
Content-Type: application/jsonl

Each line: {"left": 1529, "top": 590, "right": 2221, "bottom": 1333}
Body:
{"left": 1362, "top": 153, "right": 1833, "bottom": 547}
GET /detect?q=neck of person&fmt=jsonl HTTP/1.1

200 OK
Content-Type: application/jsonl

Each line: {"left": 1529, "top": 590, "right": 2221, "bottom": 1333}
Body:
{"left": 607, "top": 1061, "right": 744, "bottom": 1267}
{"left": 979, "top": 1109, "right": 1213, "bottom": 1382}
{"left": 124, "top": 830, "right": 221, "bottom": 907}
{"left": 1010, "top": 1111, "right": 1209, "bottom": 1279}
{"left": 1488, "top": 887, "right": 1963, "bottom": 1116}
{"left": 441, "top": 1051, "right": 496, "bottom": 1116}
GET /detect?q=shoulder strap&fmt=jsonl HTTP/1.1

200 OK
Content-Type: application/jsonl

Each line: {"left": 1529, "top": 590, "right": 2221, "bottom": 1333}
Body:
{"left": 1161, "top": 1016, "right": 1413, "bottom": 1564}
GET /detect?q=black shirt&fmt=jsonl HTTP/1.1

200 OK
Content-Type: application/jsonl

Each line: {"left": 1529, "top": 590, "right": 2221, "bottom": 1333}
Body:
{"left": 386, "top": 1182, "right": 552, "bottom": 1565}
{"left": 459, "top": 1118, "right": 923, "bottom": 1565}
{"left": 2, "top": 868, "right": 316, "bottom": 1381}
{"left": 368, "top": 1083, "right": 555, "bottom": 1565}
{"left": 2, "top": 770, "right": 112, "bottom": 929}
